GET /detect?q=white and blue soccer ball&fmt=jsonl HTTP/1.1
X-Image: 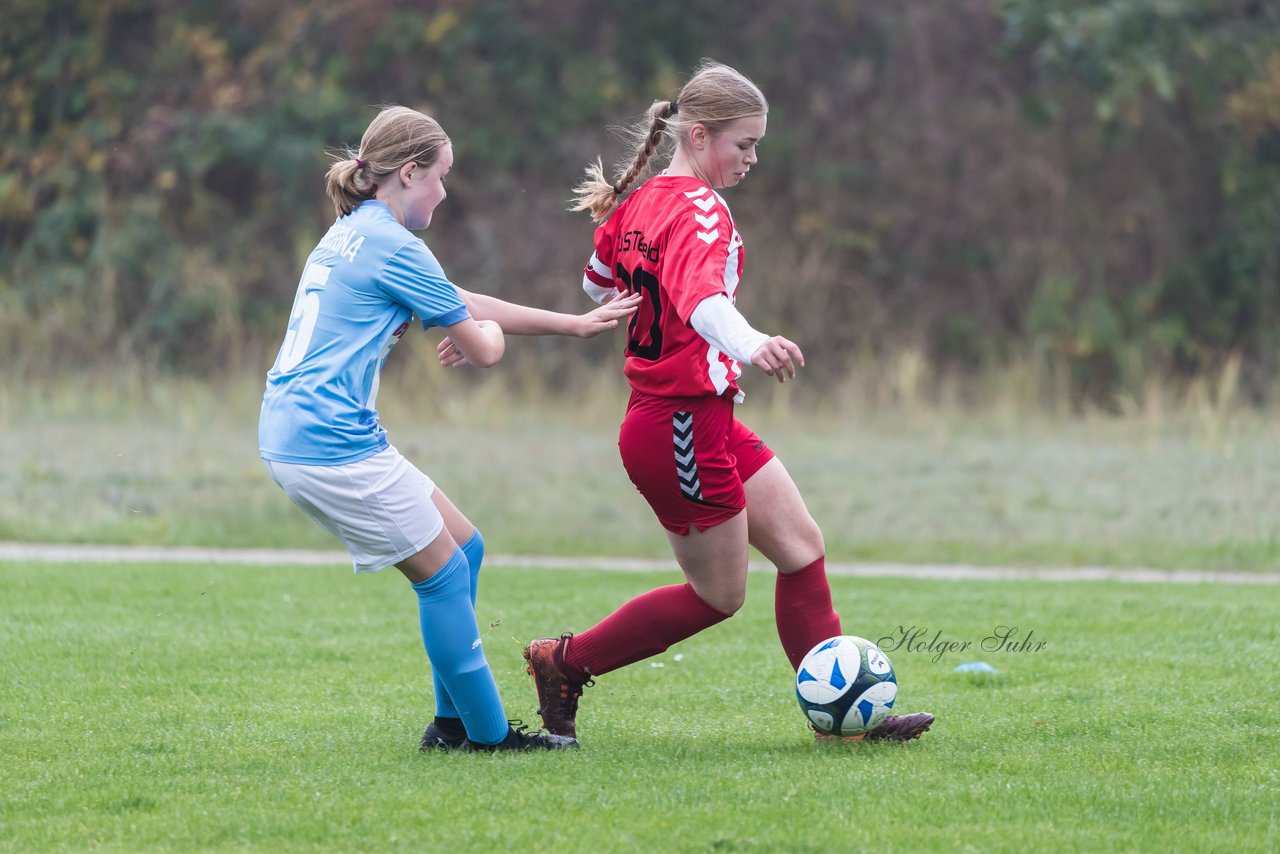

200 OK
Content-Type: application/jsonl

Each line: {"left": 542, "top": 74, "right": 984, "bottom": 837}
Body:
{"left": 796, "top": 635, "right": 897, "bottom": 736}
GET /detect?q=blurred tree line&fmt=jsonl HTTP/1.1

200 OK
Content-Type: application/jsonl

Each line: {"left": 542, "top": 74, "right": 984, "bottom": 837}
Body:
{"left": 2, "top": 0, "right": 1278, "bottom": 407}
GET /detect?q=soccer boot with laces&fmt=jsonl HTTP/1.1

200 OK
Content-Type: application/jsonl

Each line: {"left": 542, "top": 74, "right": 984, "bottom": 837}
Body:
{"left": 460, "top": 721, "right": 580, "bottom": 752}
{"left": 523, "top": 635, "right": 592, "bottom": 739}
{"left": 813, "top": 712, "right": 935, "bottom": 743}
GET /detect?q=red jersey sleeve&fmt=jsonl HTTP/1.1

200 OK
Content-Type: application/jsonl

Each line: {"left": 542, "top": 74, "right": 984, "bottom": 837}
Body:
{"left": 582, "top": 216, "right": 621, "bottom": 303}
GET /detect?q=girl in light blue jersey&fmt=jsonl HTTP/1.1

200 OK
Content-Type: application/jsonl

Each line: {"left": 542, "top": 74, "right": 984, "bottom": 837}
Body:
{"left": 259, "top": 106, "right": 638, "bottom": 752}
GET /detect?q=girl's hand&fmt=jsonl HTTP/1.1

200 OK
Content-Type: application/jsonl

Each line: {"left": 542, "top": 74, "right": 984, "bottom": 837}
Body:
{"left": 437, "top": 335, "right": 468, "bottom": 367}
{"left": 750, "top": 336, "right": 805, "bottom": 383}
{"left": 573, "top": 292, "right": 643, "bottom": 338}
{"left": 437, "top": 320, "right": 505, "bottom": 368}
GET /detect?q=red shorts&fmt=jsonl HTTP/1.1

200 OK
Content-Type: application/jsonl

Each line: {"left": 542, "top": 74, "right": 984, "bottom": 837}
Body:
{"left": 618, "top": 390, "right": 775, "bottom": 535}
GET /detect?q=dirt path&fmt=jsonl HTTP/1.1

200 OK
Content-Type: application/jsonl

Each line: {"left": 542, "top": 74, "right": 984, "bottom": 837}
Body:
{"left": 1, "top": 542, "right": 1276, "bottom": 585}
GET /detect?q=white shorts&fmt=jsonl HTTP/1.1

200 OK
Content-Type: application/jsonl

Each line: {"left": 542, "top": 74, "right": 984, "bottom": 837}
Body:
{"left": 263, "top": 446, "right": 445, "bottom": 574}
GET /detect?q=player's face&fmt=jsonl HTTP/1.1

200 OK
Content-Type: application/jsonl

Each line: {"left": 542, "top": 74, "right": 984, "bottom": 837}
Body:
{"left": 701, "top": 114, "right": 766, "bottom": 189}
{"left": 402, "top": 142, "right": 453, "bottom": 230}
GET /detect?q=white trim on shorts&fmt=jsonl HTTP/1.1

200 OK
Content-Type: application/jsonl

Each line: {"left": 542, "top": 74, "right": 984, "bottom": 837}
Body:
{"left": 263, "top": 445, "right": 444, "bottom": 574}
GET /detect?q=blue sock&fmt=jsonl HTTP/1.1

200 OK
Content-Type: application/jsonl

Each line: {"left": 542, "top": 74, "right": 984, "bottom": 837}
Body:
{"left": 434, "top": 530, "right": 485, "bottom": 719}
{"left": 411, "top": 546, "right": 508, "bottom": 745}
{"left": 461, "top": 529, "right": 484, "bottom": 601}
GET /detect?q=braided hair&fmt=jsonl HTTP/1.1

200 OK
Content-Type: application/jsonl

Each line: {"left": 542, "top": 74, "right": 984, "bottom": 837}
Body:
{"left": 570, "top": 60, "right": 768, "bottom": 223}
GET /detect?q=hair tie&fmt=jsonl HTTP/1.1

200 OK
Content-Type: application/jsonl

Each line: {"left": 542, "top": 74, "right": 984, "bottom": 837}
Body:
{"left": 612, "top": 183, "right": 624, "bottom": 196}
{"left": 354, "top": 158, "right": 365, "bottom": 169}
{"left": 669, "top": 99, "right": 679, "bottom": 116}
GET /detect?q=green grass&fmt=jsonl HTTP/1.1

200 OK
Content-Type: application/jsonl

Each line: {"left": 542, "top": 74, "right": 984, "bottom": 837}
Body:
{"left": 1, "top": 560, "right": 1276, "bottom": 851}
{"left": 3, "top": 370, "right": 1280, "bottom": 570}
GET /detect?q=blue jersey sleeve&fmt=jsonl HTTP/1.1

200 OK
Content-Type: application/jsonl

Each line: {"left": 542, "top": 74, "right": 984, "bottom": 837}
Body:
{"left": 381, "top": 239, "right": 471, "bottom": 329}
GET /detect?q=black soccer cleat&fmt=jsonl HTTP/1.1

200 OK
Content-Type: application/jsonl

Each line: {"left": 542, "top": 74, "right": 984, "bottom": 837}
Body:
{"left": 460, "top": 721, "right": 580, "bottom": 752}
{"left": 419, "top": 717, "right": 468, "bottom": 752}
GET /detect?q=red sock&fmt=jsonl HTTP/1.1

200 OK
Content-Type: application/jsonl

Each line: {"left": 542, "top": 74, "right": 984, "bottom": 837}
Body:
{"left": 775, "top": 556, "right": 843, "bottom": 670}
{"left": 563, "top": 583, "right": 731, "bottom": 678}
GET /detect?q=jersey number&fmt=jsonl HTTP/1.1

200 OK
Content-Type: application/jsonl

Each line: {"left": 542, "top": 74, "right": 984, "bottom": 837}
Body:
{"left": 618, "top": 263, "right": 662, "bottom": 361}
{"left": 275, "top": 263, "right": 331, "bottom": 372}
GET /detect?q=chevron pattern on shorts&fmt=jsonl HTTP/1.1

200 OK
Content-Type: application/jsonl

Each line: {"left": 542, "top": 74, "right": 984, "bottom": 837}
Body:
{"left": 673, "top": 411, "right": 704, "bottom": 501}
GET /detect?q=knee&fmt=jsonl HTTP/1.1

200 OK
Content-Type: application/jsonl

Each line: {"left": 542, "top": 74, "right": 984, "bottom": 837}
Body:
{"left": 797, "top": 515, "right": 825, "bottom": 557}
{"left": 770, "top": 521, "right": 826, "bottom": 575}
{"left": 703, "top": 585, "right": 746, "bottom": 615}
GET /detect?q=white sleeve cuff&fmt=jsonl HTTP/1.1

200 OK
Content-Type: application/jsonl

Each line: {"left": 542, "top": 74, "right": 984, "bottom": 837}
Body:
{"left": 582, "top": 252, "right": 616, "bottom": 304}
{"left": 689, "top": 295, "right": 769, "bottom": 365}
{"left": 583, "top": 278, "right": 616, "bottom": 305}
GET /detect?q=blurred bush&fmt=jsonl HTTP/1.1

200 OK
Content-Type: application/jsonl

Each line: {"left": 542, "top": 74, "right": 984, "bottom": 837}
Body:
{"left": 2, "top": 0, "right": 1277, "bottom": 408}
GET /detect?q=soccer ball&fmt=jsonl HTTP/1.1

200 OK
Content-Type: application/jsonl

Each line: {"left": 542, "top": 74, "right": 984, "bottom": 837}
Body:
{"left": 795, "top": 635, "right": 897, "bottom": 736}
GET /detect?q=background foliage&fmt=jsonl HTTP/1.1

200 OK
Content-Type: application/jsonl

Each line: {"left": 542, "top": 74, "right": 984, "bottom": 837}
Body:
{"left": 3, "top": 0, "right": 1278, "bottom": 407}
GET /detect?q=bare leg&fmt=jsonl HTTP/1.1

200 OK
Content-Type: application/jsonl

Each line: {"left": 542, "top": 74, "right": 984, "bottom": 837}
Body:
{"left": 744, "top": 457, "right": 841, "bottom": 669}
{"left": 431, "top": 487, "right": 477, "bottom": 548}
{"left": 665, "top": 510, "right": 751, "bottom": 613}
{"left": 395, "top": 527, "right": 461, "bottom": 583}
{"left": 744, "top": 457, "right": 824, "bottom": 573}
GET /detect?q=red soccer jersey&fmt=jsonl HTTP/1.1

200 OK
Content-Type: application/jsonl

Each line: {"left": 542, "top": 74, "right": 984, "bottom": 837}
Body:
{"left": 583, "top": 174, "right": 747, "bottom": 399}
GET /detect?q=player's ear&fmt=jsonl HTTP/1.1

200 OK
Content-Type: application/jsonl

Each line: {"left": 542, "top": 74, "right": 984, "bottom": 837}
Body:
{"left": 688, "top": 123, "right": 709, "bottom": 150}
{"left": 399, "top": 161, "right": 416, "bottom": 187}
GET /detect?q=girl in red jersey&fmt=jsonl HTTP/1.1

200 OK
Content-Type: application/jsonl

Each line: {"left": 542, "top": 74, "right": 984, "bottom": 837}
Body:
{"left": 520, "top": 61, "right": 933, "bottom": 743}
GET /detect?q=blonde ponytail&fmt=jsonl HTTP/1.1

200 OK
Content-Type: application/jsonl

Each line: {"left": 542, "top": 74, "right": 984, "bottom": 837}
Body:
{"left": 570, "top": 99, "right": 676, "bottom": 223}
{"left": 324, "top": 106, "right": 450, "bottom": 217}
{"left": 324, "top": 156, "right": 376, "bottom": 217}
{"left": 570, "top": 60, "right": 767, "bottom": 224}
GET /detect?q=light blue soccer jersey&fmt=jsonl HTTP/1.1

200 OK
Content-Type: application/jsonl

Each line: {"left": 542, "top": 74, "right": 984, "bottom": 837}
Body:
{"left": 259, "top": 200, "right": 470, "bottom": 465}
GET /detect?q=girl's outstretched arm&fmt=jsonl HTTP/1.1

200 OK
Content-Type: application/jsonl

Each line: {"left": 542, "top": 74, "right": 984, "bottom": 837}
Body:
{"left": 455, "top": 289, "right": 640, "bottom": 337}
{"left": 437, "top": 290, "right": 640, "bottom": 367}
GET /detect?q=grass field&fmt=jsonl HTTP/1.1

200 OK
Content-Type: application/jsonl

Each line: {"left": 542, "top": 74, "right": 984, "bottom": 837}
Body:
{"left": 1, "top": 559, "right": 1276, "bottom": 851}
{"left": 3, "top": 373, "right": 1278, "bottom": 850}
{"left": 3, "top": 370, "right": 1280, "bottom": 570}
